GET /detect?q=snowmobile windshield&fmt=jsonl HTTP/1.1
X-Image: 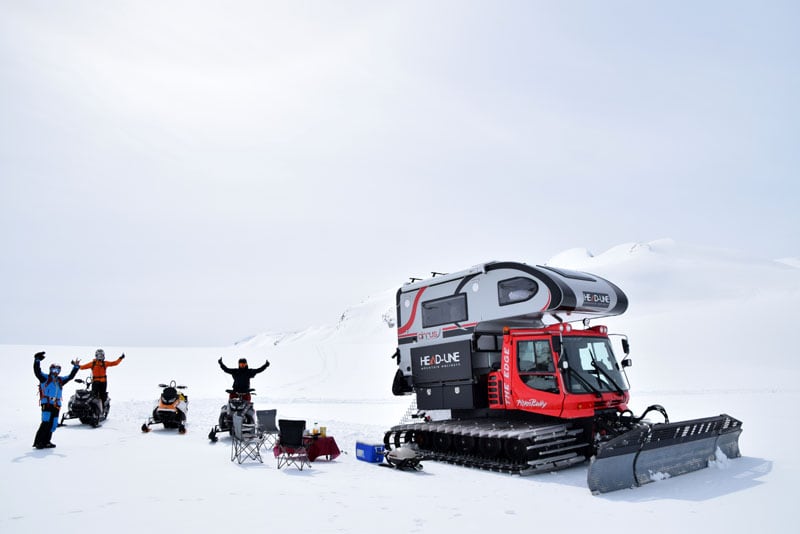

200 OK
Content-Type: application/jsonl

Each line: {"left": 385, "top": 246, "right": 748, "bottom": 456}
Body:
{"left": 560, "top": 337, "right": 628, "bottom": 394}
{"left": 161, "top": 387, "right": 179, "bottom": 403}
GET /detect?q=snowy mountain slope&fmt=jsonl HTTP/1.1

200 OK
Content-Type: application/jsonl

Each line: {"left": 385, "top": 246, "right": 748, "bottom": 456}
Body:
{"left": 234, "top": 288, "right": 398, "bottom": 400}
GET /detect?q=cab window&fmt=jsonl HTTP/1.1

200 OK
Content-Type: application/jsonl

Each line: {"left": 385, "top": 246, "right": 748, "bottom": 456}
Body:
{"left": 517, "top": 340, "right": 558, "bottom": 393}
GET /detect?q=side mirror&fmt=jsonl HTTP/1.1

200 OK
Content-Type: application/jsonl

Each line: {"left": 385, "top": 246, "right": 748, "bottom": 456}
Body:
{"left": 621, "top": 358, "right": 632, "bottom": 368}
{"left": 621, "top": 338, "right": 630, "bottom": 355}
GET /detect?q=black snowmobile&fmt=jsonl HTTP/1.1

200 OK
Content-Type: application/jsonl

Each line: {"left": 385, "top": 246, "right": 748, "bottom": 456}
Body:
{"left": 59, "top": 377, "right": 109, "bottom": 428}
{"left": 141, "top": 380, "right": 188, "bottom": 434}
{"left": 208, "top": 389, "right": 256, "bottom": 442}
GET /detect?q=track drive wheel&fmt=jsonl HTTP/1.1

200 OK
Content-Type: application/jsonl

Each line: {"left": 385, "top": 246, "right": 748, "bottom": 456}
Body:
{"left": 454, "top": 434, "right": 476, "bottom": 454}
{"left": 478, "top": 437, "right": 501, "bottom": 458}
{"left": 433, "top": 432, "right": 452, "bottom": 452}
{"left": 504, "top": 438, "right": 528, "bottom": 462}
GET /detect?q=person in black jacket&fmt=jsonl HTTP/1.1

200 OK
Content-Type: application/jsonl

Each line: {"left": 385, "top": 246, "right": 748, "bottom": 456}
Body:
{"left": 218, "top": 357, "right": 269, "bottom": 402}
{"left": 33, "top": 351, "right": 79, "bottom": 449}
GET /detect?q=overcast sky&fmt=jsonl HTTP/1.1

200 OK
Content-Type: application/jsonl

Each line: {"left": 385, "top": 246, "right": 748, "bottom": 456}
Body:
{"left": 1, "top": 1, "right": 798, "bottom": 346}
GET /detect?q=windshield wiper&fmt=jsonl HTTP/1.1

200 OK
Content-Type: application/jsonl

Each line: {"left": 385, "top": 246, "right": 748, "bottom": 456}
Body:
{"left": 590, "top": 360, "right": 625, "bottom": 395}
{"left": 564, "top": 366, "right": 602, "bottom": 398}
{"left": 586, "top": 344, "right": 626, "bottom": 395}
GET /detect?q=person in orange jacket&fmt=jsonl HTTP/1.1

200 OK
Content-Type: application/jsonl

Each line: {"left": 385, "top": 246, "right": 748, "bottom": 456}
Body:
{"left": 79, "top": 349, "right": 124, "bottom": 411}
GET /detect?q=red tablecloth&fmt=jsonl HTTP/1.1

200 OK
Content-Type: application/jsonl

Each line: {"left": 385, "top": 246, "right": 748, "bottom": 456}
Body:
{"left": 273, "top": 435, "right": 340, "bottom": 462}
{"left": 307, "top": 436, "right": 340, "bottom": 461}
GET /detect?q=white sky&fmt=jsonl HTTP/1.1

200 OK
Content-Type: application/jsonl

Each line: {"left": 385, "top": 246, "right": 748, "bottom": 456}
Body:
{"left": 1, "top": 1, "right": 798, "bottom": 346}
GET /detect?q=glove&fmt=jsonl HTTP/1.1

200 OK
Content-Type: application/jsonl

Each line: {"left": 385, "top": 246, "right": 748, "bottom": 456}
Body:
{"left": 265, "top": 360, "right": 270, "bottom": 367}
{"left": 71, "top": 359, "right": 80, "bottom": 366}
{"left": 120, "top": 353, "right": 126, "bottom": 360}
{"left": 218, "top": 357, "right": 223, "bottom": 364}
{"left": 34, "top": 352, "right": 46, "bottom": 361}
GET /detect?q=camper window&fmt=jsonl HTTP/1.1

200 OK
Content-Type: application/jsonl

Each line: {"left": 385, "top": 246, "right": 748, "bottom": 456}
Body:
{"left": 421, "top": 294, "right": 468, "bottom": 328}
{"left": 498, "top": 277, "right": 539, "bottom": 306}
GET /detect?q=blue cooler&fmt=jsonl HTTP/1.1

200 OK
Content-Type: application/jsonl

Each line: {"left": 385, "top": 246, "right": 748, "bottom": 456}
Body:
{"left": 356, "top": 441, "right": 384, "bottom": 463}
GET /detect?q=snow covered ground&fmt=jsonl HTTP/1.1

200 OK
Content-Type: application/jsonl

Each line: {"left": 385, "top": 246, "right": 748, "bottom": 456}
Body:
{"left": 1, "top": 240, "right": 798, "bottom": 534}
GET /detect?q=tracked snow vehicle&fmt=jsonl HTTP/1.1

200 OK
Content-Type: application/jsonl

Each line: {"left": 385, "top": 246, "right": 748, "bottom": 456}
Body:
{"left": 384, "top": 261, "right": 742, "bottom": 493}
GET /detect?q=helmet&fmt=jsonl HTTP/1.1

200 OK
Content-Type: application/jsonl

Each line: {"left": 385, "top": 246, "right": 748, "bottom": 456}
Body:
{"left": 49, "top": 363, "right": 61, "bottom": 374}
{"left": 95, "top": 349, "right": 105, "bottom": 361}
{"left": 238, "top": 358, "right": 248, "bottom": 368}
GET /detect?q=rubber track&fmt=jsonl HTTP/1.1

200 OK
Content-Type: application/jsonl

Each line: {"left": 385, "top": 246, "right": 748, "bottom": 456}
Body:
{"left": 384, "top": 419, "right": 590, "bottom": 475}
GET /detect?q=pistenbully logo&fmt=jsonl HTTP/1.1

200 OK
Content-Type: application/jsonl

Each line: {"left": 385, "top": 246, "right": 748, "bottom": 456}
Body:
{"left": 516, "top": 398, "right": 547, "bottom": 408}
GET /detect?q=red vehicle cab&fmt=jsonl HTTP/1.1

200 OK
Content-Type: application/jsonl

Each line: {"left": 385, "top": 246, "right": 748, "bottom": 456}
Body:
{"left": 488, "top": 324, "right": 630, "bottom": 419}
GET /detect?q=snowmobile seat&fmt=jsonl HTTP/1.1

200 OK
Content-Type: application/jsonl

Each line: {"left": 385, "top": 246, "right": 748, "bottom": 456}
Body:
{"left": 230, "top": 413, "right": 266, "bottom": 464}
{"left": 256, "top": 409, "right": 279, "bottom": 449}
{"left": 276, "top": 419, "right": 311, "bottom": 470}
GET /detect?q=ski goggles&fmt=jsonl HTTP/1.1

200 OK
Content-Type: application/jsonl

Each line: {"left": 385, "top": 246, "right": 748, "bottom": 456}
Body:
{"left": 49, "top": 365, "right": 61, "bottom": 373}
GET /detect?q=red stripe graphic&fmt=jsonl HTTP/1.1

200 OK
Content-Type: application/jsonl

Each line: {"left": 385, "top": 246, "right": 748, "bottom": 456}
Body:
{"left": 442, "top": 322, "right": 477, "bottom": 331}
{"left": 540, "top": 290, "right": 552, "bottom": 312}
{"left": 397, "top": 287, "right": 427, "bottom": 335}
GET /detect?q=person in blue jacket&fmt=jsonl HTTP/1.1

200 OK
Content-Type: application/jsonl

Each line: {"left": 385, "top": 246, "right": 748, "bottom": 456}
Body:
{"left": 33, "top": 351, "right": 79, "bottom": 449}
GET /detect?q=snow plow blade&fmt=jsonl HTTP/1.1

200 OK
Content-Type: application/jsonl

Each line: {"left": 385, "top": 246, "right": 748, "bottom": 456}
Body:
{"left": 587, "top": 414, "right": 742, "bottom": 494}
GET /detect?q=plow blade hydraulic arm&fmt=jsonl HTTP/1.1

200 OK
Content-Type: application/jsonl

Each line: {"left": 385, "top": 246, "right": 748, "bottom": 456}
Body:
{"left": 587, "top": 414, "right": 743, "bottom": 494}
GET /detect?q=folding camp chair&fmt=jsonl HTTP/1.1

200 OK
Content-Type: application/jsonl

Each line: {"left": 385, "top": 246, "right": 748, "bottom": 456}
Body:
{"left": 230, "top": 413, "right": 266, "bottom": 464}
{"left": 276, "top": 419, "right": 311, "bottom": 470}
{"left": 256, "top": 409, "right": 279, "bottom": 449}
